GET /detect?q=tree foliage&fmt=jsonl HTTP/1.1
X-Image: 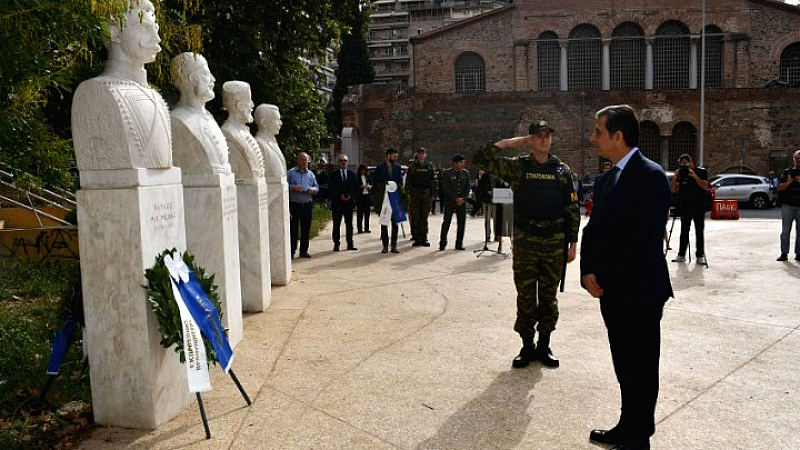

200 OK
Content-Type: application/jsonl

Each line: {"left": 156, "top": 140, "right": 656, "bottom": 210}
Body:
{"left": 329, "top": 2, "right": 374, "bottom": 135}
{"left": 0, "top": 0, "right": 366, "bottom": 188}
{"left": 0, "top": 0, "right": 104, "bottom": 187}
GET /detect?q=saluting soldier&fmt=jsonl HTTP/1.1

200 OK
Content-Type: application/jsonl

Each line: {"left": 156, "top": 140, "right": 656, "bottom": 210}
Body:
{"left": 407, "top": 147, "right": 438, "bottom": 247}
{"left": 472, "top": 120, "right": 580, "bottom": 368}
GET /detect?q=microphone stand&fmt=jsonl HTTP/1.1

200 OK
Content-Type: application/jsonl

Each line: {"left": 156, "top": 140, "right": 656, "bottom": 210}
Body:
{"left": 474, "top": 202, "right": 509, "bottom": 258}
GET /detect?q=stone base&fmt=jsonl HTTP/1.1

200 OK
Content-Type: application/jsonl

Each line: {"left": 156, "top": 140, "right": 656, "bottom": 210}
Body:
{"left": 267, "top": 179, "right": 291, "bottom": 286}
{"left": 77, "top": 169, "right": 190, "bottom": 429}
{"left": 237, "top": 179, "right": 271, "bottom": 311}
{"left": 184, "top": 173, "right": 243, "bottom": 347}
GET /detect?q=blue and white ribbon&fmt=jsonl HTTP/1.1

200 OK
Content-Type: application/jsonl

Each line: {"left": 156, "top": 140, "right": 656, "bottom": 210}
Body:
{"left": 165, "top": 253, "right": 211, "bottom": 393}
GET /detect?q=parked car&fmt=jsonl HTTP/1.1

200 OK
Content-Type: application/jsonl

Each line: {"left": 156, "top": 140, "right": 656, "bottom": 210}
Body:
{"left": 708, "top": 174, "right": 774, "bottom": 209}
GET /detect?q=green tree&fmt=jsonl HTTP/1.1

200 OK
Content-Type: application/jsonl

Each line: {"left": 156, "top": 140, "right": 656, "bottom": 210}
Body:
{"left": 165, "top": 0, "right": 366, "bottom": 162}
{"left": 329, "top": 2, "right": 374, "bottom": 135}
{"left": 0, "top": 0, "right": 106, "bottom": 188}
{"left": 0, "top": 0, "right": 364, "bottom": 187}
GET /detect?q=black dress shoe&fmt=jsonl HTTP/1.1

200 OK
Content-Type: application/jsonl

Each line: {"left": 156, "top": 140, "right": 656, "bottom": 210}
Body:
{"left": 512, "top": 345, "right": 535, "bottom": 368}
{"left": 347, "top": 246, "right": 358, "bottom": 251}
{"left": 299, "top": 252, "right": 311, "bottom": 258}
{"left": 439, "top": 246, "right": 445, "bottom": 251}
{"left": 455, "top": 246, "right": 466, "bottom": 250}
{"left": 381, "top": 247, "right": 388, "bottom": 254}
{"left": 611, "top": 439, "right": 650, "bottom": 450}
{"left": 590, "top": 428, "right": 626, "bottom": 445}
{"left": 420, "top": 241, "right": 431, "bottom": 247}
{"left": 390, "top": 247, "right": 400, "bottom": 254}
{"left": 333, "top": 244, "right": 340, "bottom": 251}
{"left": 777, "top": 253, "right": 788, "bottom": 261}
{"left": 412, "top": 241, "right": 422, "bottom": 247}
{"left": 537, "top": 347, "right": 559, "bottom": 367}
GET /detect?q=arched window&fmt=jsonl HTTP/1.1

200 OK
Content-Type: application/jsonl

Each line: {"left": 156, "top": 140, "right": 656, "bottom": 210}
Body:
{"left": 537, "top": 31, "right": 560, "bottom": 91}
{"left": 698, "top": 25, "right": 723, "bottom": 88}
{"left": 669, "top": 122, "right": 697, "bottom": 170}
{"left": 568, "top": 24, "right": 602, "bottom": 91}
{"left": 640, "top": 121, "right": 661, "bottom": 164}
{"left": 610, "top": 22, "right": 645, "bottom": 90}
{"left": 654, "top": 21, "right": 690, "bottom": 89}
{"left": 454, "top": 52, "right": 485, "bottom": 93}
{"left": 780, "top": 42, "right": 800, "bottom": 87}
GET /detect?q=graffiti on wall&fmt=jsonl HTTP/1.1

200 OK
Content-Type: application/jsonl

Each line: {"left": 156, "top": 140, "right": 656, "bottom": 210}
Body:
{"left": 0, "top": 228, "right": 79, "bottom": 261}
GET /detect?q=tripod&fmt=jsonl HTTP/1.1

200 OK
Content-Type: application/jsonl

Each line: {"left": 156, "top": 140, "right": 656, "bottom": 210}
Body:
{"left": 665, "top": 208, "right": 709, "bottom": 267}
{"left": 475, "top": 202, "right": 509, "bottom": 258}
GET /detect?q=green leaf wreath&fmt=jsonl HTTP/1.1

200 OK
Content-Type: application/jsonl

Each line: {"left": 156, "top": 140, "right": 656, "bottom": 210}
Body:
{"left": 144, "top": 248, "right": 225, "bottom": 366}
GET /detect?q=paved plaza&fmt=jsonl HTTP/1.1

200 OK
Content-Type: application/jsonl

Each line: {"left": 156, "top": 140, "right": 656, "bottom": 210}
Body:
{"left": 79, "top": 208, "right": 800, "bottom": 449}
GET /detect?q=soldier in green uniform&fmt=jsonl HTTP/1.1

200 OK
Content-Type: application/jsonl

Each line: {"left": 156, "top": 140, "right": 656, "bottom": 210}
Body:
{"left": 407, "top": 147, "right": 438, "bottom": 247}
{"left": 472, "top": 120, "right": 580, "bottom": 368}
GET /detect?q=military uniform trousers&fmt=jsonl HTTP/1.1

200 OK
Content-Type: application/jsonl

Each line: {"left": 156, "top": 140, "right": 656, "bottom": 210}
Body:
{"left": 409, "top": 189, "right": 433, "bottom": 242}
{"left": 439, "top": 202, "right": 467, "bottom": 248}
{"left": 512, "top": 230, "right": 565, "bottom": 339}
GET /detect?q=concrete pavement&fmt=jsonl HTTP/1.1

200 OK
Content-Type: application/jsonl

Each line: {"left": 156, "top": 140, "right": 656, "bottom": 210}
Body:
{"left": 79, "top": 208, "right": 800, "bottom": 449}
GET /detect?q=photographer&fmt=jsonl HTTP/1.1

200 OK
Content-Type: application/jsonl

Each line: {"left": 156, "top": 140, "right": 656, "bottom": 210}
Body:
{"left": 776, "top": 150, "right": 800, "bottom": 261}
{"left": 670, "top": 154, "right": 709, "bottom": 265}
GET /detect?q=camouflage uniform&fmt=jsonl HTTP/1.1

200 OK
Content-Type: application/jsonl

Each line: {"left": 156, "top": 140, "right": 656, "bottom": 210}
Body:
{"left": 407, "top": 159, "right": 438, "bottom": 244}
{"left": 472, "top": 144, "right": 580, "bottom": 342}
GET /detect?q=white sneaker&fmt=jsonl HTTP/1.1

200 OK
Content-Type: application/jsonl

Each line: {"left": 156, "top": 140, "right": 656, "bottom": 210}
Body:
{"left": 697, "top": 256, "right": 707, "bottom": 265}
{"left": 672, "top": 255, "right": 686, "bottom": 263}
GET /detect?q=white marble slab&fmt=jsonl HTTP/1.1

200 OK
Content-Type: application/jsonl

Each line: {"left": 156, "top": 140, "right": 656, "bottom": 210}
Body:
{"left": 266, "top": 179, "right": 291, "bottom": 285}
{"left": 182, "top": 173, "right": 244, "bottom": 347}
{"left": 236, "top": 179, "right": 272, "bottom": 311}
{"left": 77, "top": 180, "right": 191, "bottom": 429}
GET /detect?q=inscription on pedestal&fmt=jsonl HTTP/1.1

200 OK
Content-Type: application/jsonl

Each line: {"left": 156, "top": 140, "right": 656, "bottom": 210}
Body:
{"left": 259, "top": 187, "right": 269, "bottom": 209}
{"left": 150, "top": 201, "right": 178, "bottom": 233}
{"left": 223, "top": 186, "right": 238, "bottom": 221}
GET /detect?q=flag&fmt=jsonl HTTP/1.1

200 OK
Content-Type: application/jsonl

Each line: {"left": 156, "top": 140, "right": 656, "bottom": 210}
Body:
{"left": 379, "top": 181, "right": 407, "bottom": 226}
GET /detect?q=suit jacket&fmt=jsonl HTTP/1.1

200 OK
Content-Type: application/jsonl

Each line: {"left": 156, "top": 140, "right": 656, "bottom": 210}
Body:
{"left": 328, "top": 168, "right": 358, "bottom": 211}
{"left": 580, "top": 150, "right": 673, "bottom": 305}
{"left": 440, "top": 168, "right": 471, "bottom": 205}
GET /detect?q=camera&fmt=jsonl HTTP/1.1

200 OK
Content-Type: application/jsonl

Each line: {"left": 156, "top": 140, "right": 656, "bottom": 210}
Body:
{"left": 678, "top": 165, "right": 690, "bottom": 181}
{"left": 790, "top": 168, "right": 800, "bottom": 179}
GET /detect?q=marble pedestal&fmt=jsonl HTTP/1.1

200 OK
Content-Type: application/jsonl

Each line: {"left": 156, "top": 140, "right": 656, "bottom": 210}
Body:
{"left": 77, "top": 168, "right": 190, "bottom": 429}
{"left": 183, "top": 173, "right": 243, "bottom": 347}
{"left": 236, "top": 178, "right": 272, "bottom": 311}
{"left": 267, "top": 178, "right": 291, "bottom": 285}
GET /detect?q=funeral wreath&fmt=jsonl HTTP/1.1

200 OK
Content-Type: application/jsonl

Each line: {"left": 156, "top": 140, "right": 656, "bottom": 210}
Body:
{"left": 144, "top": 248, "right": 225, "bottom": 365}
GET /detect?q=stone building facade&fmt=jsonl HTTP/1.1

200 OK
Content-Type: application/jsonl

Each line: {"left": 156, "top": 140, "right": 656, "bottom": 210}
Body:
{"left": 343, "top": 0, "right": 800, "bottom": 177}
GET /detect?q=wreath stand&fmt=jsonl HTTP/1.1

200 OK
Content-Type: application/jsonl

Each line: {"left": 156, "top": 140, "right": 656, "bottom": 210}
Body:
{"left": 196, "top": 369, "right": 251, "bottom": 439}
{"left": 145, "top": 249, "right": 254, "bottom": 439}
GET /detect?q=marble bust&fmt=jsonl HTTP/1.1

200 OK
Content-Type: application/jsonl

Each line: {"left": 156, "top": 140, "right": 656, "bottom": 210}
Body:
{"left": 170, "top": 52, "right": 231, "bottom": 177}
{"left": 72, "top": 0, "right": 172, "bottom": 171}
{"left": 254, "top": 104, "right": 288, "bottom": 182}
{"left": 221, "top": 81, "right": 265, "bottom": 180}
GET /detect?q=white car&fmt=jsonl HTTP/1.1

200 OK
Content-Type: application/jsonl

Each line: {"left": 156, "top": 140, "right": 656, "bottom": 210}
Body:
{"left": 708, "top": 174, "right": 774, "bottom": 209}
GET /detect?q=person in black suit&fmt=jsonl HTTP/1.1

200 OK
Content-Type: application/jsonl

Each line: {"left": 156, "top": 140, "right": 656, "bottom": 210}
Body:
{"left": 328, "top": 154, "right": 359, "bottom": 251}
{"left": 581, "top": 105, "right": 673, "bottom": 450}
{"left": 355, "top": 164, "right": 373, "bottom": 233}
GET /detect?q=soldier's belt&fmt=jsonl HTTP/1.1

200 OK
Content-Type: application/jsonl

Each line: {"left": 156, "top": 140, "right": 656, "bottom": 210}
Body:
{"left": 514, "top": 218, "right": 564, "bottom": 235}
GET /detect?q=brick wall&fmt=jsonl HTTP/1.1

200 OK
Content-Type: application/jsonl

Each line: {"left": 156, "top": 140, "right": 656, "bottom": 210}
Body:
{"left": 347, "top": 1, "right": 800, "bottom": 176}
{"left": 342, "top": 83, "right": 800, "bottom": 176}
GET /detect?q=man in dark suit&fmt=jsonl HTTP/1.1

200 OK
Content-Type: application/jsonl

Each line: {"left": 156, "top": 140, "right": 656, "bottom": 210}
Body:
{"left": 329, "top": 154, "right": 358, "bottom": 251}
{"left": 581, "top": 105, "right": 673, "bottom": 450}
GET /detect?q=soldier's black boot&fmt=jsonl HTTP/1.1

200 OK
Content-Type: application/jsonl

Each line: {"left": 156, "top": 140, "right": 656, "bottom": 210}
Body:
{"left": 512, "top": 336, "right": 535, "bottom": 368}
{"left": 536, "top": 332, "right": 559, "bottom": 367}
